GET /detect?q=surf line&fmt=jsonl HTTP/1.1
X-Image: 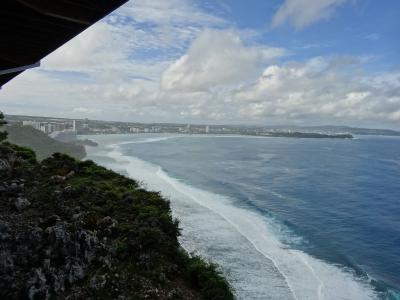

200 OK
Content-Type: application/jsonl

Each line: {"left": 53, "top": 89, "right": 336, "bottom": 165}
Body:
{"left": 155, "top": 167, "right": 299, "bottom": 300}
{"left": 109, "top": 141, "right": 327, "bottom": 300}
{"left": 110, "top": 136, "right": 180, "bottom": 147}
{"left": 99, "top": 140, "right": 377, "bottom": 300}
{"left": 297, "top": 253, "right": 325, "bottom": 299}
{"left": 108, "top": 141, "right": 299, "bottom": 299}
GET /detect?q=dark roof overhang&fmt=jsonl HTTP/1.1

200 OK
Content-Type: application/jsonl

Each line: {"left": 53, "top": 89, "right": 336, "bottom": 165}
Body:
{"left": 0, "top": 0, "right": 128, "bottom": 88}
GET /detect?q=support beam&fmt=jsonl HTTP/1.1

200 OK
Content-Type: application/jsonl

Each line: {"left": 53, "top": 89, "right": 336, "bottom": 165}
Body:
{"left": 15, "top": 0, "right": 92, "bottom": 25}
{"left": 0, "top": 0, "right": 128, "bottom": 88}
{"left": 0, "top": 61, "right": 40, "bottom": 76}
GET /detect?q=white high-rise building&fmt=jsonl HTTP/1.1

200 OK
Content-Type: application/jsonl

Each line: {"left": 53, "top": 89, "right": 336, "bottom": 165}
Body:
{"left": 22, "top": 121, "right": 41, "bottom": 131}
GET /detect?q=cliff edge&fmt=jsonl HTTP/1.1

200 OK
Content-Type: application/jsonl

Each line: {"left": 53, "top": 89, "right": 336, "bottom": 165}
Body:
{"left": 0, "top": 143, "right": 233, "bottom": 299}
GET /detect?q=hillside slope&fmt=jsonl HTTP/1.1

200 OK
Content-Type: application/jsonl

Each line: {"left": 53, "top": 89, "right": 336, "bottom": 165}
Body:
{"left": 0, "top": 143, "right": 233, "bottom": 300}
{"left": 6, "top": 125, "right": 86, "bottom": 160}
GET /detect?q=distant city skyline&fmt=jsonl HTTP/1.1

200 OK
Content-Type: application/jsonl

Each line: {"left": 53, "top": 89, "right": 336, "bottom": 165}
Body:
{"left": 7, "top": 114, "right": 400, "bottom": 137}
{"left": 1, "top": 0, "right": 399, "bottom": 129}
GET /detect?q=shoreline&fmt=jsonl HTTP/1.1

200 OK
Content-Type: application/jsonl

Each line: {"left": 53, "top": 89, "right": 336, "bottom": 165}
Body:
{"left": 81, "top": 131, "right": 353, "bottom": 139}
{"left": 84, "top": 136, "right": 382, "bottom": 300}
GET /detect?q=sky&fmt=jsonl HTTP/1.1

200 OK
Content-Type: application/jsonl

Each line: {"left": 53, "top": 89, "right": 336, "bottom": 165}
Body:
{"left": 1, "top": 0, "right": 399, "bottom": 129}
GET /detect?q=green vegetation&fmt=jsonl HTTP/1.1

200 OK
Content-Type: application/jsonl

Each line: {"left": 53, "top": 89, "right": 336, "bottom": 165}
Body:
{"left": 2, "top": 142, "right": 37, "bottom": 164}
{"left": 5, "top": 124, "right": 86, "bottom": 160}
{"left": 0, "top": 123, "right": 233, "bottom": 299}
{"left": 0, "top": 112, "right": 7, "bottom": 142}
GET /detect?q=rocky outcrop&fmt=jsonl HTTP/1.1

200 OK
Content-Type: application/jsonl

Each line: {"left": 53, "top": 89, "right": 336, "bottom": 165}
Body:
{"left": 0, "top": 144, "right": 233, "bottom": 300}
{"left": 5, "top": 125, "right": 86, "bottom": 160}
{"left": 0, "top": 218, "right": 100, "bottom": 299}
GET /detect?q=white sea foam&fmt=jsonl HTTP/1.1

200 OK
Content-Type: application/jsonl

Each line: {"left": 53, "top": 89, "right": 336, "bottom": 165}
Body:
{"left": 88, "top": 139, "right": 378, "bottom": 300}
{"left": 115, "top": 136, "right": 179, "bottom": 145}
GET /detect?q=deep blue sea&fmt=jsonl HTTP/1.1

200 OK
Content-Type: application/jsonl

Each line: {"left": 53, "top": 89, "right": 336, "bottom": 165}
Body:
{"left": 85, "top": 134, "right": 400, "bottom": 300}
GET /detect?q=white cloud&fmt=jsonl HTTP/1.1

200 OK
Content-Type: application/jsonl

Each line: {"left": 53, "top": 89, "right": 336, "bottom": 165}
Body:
{"left": 161, "top": 29, "right": 287, "bottom": 91}
{"left": 233, "top": 57, "right": 400, "bottom": 124}
{"left": 118, "top": 0, "right": 225, "bottom": 27}
{"left": 363, "top": 33, "right": 380, "bottom": 41}
{"left": 72, "top": 107, "right": 102, "bottom": 114}
{"left": 41, "top": 0, "right": 226, "bottom": 81}
{"left": 3, "top": 53, "right": 399, "bottom": 127}
{"left": 42, "top": 20, "right": 171, "bottom": 82}
{"left": 272, "top": 0, "right": 351, "bottom": 29}
{"left": 43, "top": 22, "right": 116, "bottom": 71}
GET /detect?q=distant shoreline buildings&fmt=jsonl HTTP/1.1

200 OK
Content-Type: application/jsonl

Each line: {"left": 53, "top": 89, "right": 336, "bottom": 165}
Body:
{"left": 22, "top": 119, "right": 77, "bottom": 143}
{"left": 14, "top": 117, "right": 354, "bottom": 139}
{"left": 7, "top": 114, "right": 400, "bottom": 138}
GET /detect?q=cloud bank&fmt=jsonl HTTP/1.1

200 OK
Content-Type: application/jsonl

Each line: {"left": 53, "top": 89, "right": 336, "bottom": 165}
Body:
{"left": 273, "top": 0, "right": 352, "bottom": 29}
{"left": 161, "top": 29, "right": 287, "bottom": 91}
{"left": 0, "top": 0, "right": 399, "bottom": 129}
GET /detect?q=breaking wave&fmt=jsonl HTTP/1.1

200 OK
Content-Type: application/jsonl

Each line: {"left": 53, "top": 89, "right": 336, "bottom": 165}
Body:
{"left": 97, "top": 140, "right": 379, "bottom": 300}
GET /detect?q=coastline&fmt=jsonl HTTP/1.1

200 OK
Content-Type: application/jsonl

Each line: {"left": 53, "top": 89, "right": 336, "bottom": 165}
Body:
{"left": 84, "top": 135, "right": 381, "bottom": 300}
{"left": 0, "top": 142, "right": 233, "bottom": 299}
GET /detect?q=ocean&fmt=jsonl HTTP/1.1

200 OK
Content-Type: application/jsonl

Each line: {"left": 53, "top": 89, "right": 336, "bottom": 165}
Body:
{"left": 85, "top": 134, "right": 400, "bottom": 300}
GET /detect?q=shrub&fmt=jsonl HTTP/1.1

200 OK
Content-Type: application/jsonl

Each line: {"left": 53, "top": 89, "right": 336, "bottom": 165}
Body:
{"left": 0, "top": 111, "right": 7, "bottom": 142}
{"left": 3, "top": 142, "right": 37, "bottom": 164}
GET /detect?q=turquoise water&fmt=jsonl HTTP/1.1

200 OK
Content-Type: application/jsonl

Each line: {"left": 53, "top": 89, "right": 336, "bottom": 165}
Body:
{"left": 85, "top": 134, "right": 400, "bottom": 300}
